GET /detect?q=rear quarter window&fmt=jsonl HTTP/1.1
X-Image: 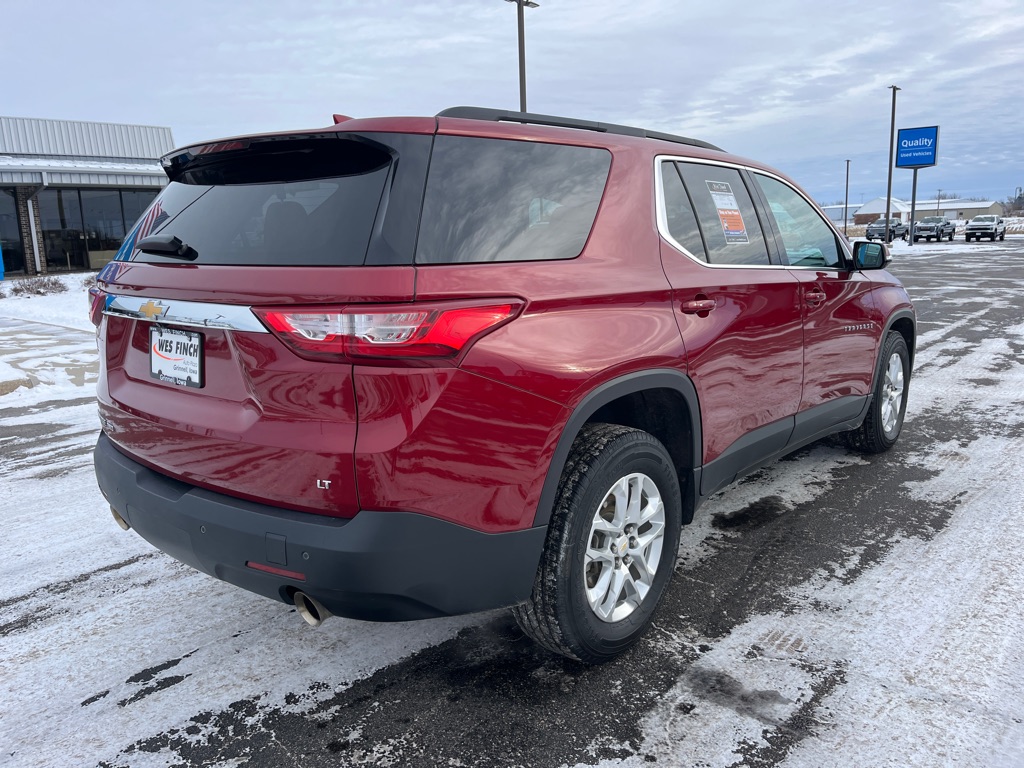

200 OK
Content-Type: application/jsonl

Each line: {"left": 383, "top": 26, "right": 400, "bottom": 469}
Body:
{"left": 415, "top": 136, "right": 611, "bottom": 264}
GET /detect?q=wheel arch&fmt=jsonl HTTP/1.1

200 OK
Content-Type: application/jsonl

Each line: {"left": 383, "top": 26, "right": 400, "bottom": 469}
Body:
{"left": 881, "top": 309, "right": 917, "bottom": 377}
{"left": 532, "top": 369, "right": 702, "bottom": 528}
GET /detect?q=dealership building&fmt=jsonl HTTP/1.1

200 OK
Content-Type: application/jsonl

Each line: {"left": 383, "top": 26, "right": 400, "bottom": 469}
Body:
{"left": 1, "top": 116, "right": 173, "bottom": 277}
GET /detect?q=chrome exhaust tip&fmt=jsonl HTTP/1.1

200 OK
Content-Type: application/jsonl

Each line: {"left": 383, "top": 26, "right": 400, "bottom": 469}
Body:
{"left": 293, "top": 591, "right": 332, "bottom": 628}
{"left": 110, "top": 505, "right": 130, "bottom": 531}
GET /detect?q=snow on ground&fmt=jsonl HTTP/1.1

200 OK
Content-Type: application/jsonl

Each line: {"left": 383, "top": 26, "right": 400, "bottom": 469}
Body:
{"left": 0, "top": 299, "right": 475, "bottom": 768}
{"left": 1, "top": 247, "right": 1023, "bottom": 766}
{"left": 0, "top": 273, "right": 95, "bottom": 333}
{"left": 591, "top": 244, "right": 1024, "bottom": 767}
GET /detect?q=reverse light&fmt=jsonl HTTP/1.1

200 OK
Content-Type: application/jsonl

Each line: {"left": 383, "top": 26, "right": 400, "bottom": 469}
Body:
{"left": 254, "top": 300, "right": 523, "bottom": 364}
{"left": 88, "top": 286, "right": 107, "bottom": 327}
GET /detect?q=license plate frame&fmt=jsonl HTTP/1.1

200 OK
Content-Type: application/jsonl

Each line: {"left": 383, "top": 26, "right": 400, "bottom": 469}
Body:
{"left": 149, "top": 326, "right": 204, "bottom": 388}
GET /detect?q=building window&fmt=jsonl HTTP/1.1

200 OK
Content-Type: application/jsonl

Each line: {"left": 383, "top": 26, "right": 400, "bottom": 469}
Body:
{"left": 121, "top": 189, "right": 159, "bottom": 230}
{"left": 38, "top": 189, "right": 88, "bottom": 271}
{"left": 81, "top": 189, "right": 127, "bottom": 269}
{"left": 35, "top": 187, "right": 161, "bottom": 272}
{"left": 1, "top": 188, "right": 26, "bottom": 274}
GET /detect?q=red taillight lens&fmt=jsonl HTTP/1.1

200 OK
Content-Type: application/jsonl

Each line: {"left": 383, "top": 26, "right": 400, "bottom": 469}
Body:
{"left": 88, "top": 287, "right": 107, "bottom": 327}
{"left": 254, "top": 300, "right": 522, "bottom": 364}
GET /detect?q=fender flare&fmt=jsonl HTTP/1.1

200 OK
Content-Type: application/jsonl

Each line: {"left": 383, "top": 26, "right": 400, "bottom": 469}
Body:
{"left": 531, "top": 369, "right": 703, "bottom": 528}
{"left": 874, "top": 309, "right": 917, "bottom": 391}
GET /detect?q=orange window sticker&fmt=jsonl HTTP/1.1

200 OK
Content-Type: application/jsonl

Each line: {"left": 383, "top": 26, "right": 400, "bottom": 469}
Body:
{"left": 706, "top": 180, "right": 749, "bottom": 244}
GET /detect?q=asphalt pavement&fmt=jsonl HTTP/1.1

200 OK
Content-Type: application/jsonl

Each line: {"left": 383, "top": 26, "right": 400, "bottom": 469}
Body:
{"left": 1, "top": 239, "right": 1022, "bottom": 768}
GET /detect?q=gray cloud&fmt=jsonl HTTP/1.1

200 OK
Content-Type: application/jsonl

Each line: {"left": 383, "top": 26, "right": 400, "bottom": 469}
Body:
{"left": 5, "top": 0, "right": 1021, "bottom": 203}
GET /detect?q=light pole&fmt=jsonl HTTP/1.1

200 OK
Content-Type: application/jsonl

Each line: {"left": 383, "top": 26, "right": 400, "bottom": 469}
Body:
{"left": 884, "top": 85, "right": 900, "bottom": 244}
{"left": 936, "top": 189, "right": 941, "bottom": 214}
{"left": 844, "top": 159, "right": 851, "bottom": 236}
{"left": 504, "top": 0, "right": 539, "bottom": 113}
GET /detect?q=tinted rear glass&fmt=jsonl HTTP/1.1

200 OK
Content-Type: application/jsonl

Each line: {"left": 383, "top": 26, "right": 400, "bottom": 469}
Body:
{"left": 415, "top": 135, "right": 611, "bottom": 264}
{"left": 128, "top": 137, "right": 392, "bottom": 266}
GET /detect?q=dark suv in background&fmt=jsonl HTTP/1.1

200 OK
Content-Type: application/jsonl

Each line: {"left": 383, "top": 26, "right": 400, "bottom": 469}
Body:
{"left": 92, "top": 107, "right": 915, "bottom": 663}
{"left": 913, "top": 216, "right": 955, "bottom": 242}
{"left": 865, "top": 217, "right": 909, "bottom": 241}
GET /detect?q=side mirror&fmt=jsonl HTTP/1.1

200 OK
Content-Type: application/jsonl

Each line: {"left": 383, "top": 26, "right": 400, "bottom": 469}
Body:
{"left": 853, "top": 240, "right": 890, "bottom": 270}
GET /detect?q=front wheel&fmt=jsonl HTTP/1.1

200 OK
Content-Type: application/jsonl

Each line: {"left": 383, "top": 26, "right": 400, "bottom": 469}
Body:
{"left": 513, "top": 424, "right": 682, "bottom": 663}
{"left": 846, "top": 331, "right": 910, "bottom": 453}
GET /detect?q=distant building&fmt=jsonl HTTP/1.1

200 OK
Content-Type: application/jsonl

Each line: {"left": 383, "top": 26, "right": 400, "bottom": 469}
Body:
{"left": 853, "top": 196, "right": 1004, "bottom": 225}
{"left": 1, "top": 116, "right": 173, "bottom": 276}
{"left": 853, "top": 197, "right": 912, "bottom": 225}
{"left": 819, "top": 203, "right": 855, "bottom": 224}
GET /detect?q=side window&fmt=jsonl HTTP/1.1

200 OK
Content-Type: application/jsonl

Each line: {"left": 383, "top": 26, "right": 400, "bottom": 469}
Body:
{"left": 675, "top": 163, "right": 770, "bottom": 266}
{"left": 416, "top": 136, "right": 611, "bottom": 264}
{"left": 660, "top": 161, "right": 707, "bottom": 262}
{"left": 754, "top": 174, "right": 842, "bottom": 268}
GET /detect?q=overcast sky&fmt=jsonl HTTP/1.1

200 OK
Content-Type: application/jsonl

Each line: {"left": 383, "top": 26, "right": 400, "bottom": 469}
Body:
{"left": 5, "top": 0, "right": 1022, "bottom": 206}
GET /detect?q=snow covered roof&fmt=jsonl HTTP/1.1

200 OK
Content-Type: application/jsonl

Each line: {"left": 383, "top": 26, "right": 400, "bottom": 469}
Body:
{"left": 0, "top": 154, "right": 166, "bottom": 187}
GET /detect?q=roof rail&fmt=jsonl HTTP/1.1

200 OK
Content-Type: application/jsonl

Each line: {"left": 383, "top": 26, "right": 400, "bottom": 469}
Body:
{"left": 437, "top": 106, "right": 723, "bottom": 152}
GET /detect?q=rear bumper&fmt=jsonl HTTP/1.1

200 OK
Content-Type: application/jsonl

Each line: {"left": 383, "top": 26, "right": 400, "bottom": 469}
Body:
{"left": 94, "top": 433, "right": 547, "bottom": 621}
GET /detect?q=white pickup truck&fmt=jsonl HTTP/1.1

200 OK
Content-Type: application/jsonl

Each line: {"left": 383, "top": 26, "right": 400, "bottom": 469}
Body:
{"left": 965, "top": 215, "right": 1006, "bottom": 242}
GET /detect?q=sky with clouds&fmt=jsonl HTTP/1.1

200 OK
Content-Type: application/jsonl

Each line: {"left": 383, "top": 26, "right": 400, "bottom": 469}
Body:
{"left": 5, "top": 0, "right": 1022, "bottom": 206}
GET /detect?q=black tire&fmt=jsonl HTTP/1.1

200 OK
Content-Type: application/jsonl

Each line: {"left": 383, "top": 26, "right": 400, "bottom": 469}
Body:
{"left": 948, "top": 231, "right": 954, "bottom": 242}
{"left": 999, "top": 231, "right": 1005, "bottom": 241}
{"left": 512, "top": 423, "right": 682, "bottom": 663}
{"left": 846, "top": 331, "right": 910, "bottom": 454}
{"left": 966, "top": 235, "right": 972, "bottom": 242}
{"left": 991, "top": 233, "right": 996, "bottom": 242}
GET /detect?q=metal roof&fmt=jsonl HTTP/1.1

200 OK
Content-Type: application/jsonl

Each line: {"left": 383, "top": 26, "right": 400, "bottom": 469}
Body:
{"left": 0, "top": 116, "right": 174, "bottom": 161}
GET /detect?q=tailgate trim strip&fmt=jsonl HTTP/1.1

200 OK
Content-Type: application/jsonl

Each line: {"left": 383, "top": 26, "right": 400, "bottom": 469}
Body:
{"left": 104, "top": 296, "right": 269, "bottom": 333}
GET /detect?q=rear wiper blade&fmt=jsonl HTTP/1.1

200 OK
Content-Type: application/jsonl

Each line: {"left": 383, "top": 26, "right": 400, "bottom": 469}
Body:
{"left": 137, "top": 234, "right": 199, "bottom": 261}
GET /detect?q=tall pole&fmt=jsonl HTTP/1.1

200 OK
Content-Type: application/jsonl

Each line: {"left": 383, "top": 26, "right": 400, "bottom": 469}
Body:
{"left": 505, "top": 0, "right": 538, "bottom": 112}
{"left": 517, "top": 1, "right": 527, "bottom": 112}
{"left": 908, "top": 168, "right": 918, "bottom": 248}
{"left": 844, "top": 159, "right": 851, "bottom": 236}
{"left": 884, "top": 85, "right": 900, "bottom": 244}
{"left": 936, "top": 189, "right": 941, "bottom": 214}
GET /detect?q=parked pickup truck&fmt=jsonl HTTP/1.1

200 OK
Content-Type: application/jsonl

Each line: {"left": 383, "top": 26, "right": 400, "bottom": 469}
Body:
{"left": 965, "top": 215, "right": 1006, "bottom": 242}
{"left": 913, "top": 216, "right": 956, "bottom": 242}
{"left": 866, "top": 218, "right": 909, "bottom": 241}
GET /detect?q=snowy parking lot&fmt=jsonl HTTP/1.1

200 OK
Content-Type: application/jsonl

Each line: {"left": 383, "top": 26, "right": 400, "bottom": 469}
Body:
{"left": 1, "top": 239, "right": 1023, "bottom": 768}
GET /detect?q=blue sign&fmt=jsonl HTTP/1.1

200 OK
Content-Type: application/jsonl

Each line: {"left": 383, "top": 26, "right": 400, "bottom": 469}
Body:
{"left": 896, "top": 125, "right": 939, "bottom": 168}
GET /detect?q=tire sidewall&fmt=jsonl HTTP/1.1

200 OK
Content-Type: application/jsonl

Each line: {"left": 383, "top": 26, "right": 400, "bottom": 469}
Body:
{"left": 558, "top": 435, "right": 682, "bottom": 660}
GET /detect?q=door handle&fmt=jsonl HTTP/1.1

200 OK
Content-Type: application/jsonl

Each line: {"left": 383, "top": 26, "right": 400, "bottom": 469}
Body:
{"left": 681, "top": 299, "right": 716, "bottom": 314}
{"left": 805, "top": 290, "right": 826, "bottom": 305}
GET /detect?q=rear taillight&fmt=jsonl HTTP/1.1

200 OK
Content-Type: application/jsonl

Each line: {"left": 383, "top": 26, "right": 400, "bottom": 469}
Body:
{"left": 253, "top": 300, "right": 523, "bottom": 364}
{"left": 88, "top": 287, "right": 107, "bottom": 327}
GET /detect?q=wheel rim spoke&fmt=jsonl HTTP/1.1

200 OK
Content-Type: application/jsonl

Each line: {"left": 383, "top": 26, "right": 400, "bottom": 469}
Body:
{"left": 585, "top": 471, "right": 667, "bottom": 623}
{"left": 881, "top": 352, "right": 905, "bottom": 434}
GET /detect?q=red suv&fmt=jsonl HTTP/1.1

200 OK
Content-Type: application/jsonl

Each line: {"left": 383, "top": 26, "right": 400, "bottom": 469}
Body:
{"left": 92, "top": 107, "right": 915, "bottom": 663}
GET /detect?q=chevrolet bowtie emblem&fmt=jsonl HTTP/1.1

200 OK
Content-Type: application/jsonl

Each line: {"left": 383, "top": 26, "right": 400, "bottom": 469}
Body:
{"left": 138, "top": 300, "right": 168, "bottom": 320}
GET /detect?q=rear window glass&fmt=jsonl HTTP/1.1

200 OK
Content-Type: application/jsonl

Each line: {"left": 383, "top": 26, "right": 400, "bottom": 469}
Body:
{"left": 415, "top": 135, "right": 611, "bottom": 264}
{"left": 127, "top": 138, "right": 392, "bottom": 266}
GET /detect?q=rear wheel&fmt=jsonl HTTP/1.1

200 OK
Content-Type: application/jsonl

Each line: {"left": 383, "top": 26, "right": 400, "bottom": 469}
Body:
{"left": 948, "top": 231, "right": 954, "bottom": 241}
{"left": 847, "top": 331, "right": 910, "bottom": 454}
{"left": 513, "top": 423, "right": 682, "bottom": 663}
{"left": 999, "top": 231, "right": 1005, "bottom": 241}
